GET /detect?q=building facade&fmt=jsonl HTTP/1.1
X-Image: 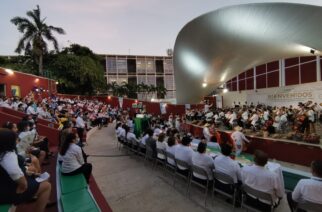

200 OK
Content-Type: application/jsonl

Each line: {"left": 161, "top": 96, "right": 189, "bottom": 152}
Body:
{"left": 104, "top": 54, "right": 175, "bottom": 100}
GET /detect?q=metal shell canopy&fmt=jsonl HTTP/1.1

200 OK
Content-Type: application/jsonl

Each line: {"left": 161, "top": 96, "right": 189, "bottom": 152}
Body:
{"left": 173, "top": 3, "right": 322, "bottom": 104}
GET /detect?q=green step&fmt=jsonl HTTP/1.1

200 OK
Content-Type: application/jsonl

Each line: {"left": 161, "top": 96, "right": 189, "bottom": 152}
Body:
{"left": 60, "top": 188, "right": 99, "bottom": 212}
{"left": 0, "top": 204, "right": 11, "bottom": 212}
{"left": 60, "top": 173, "right": 87, "bottom": 194}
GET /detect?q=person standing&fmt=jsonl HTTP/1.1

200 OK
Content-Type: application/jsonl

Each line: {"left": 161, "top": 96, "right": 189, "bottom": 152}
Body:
{"left": 75, "top": 112, "right": 85, "bottom": 147}
{"left": 231, "top": 126, "right": 250, "bottom": 156}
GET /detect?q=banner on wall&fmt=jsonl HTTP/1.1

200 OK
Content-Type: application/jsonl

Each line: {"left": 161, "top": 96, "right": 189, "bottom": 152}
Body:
{"left": 118, "top": 97, "right": 123, "bottom": 108}
{"left": 160, "top": 103, "right": 167, "bottom": 114}
{"left": 216, "top": 95, "right": 223, "bottom": 108}
{"left": 185, "top": 104, "right": 191, "bottom": 110}
{"left": 246, "top": 82, "right": 322, "bottom": 107}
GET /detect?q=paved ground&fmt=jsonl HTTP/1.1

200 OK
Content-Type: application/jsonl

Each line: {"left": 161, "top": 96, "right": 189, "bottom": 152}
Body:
{"left": 84, "top": 124, "right": 291, "bottom": 212}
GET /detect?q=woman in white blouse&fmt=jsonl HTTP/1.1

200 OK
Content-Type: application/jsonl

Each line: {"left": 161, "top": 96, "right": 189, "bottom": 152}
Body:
{"left": 60, "top": 133, "right": 92, "bottom": 183}
{"left": 0, "top": 128, "right": 51, "bottom": 211}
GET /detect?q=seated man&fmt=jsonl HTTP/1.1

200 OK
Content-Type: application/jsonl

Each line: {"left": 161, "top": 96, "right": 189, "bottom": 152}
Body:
{"left": 213, "top": 143, "right": 241, "bottom": 184}
{"left": 241, "top": 150, "right": 283, "bottom": 211}
{"left": 287, "top": 160, "right": 322, "bottom": 212}
{"left": 175, "top": 136, "right": 194, "bottom": 174}
{"left": 192, "top": 142, "right": 214, "bottom": 181}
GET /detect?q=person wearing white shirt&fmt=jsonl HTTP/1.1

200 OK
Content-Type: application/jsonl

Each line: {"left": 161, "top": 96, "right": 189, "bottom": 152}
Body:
{"left": 0, "top": 129, "right": 51, "bottom": 211}
{"left": 287, "top": 160, "right": 322, "bottom": 212}
{"left": 156, "top": 133, "right": 167, "bottom": 160}
{"left": 307, "top": 107, "right": 316, "bottom": 134}
{"left": 166, "top": 136, "right": 178, "bottom": 166}
{"left": 241, "top": 150, "right": 283, "bottom": 209}
{"left": 229, "top": 111, "right": 237, "bottom": 126}
{"left": 126, "top": 127, "right": 139, "bottom": 145}
{"left": 250, "top": 112, "right": 259, "bottom": 127}
{"left": 75, "top": 113, "right": 85, "bottom": 146}
{"left": 203, "top": 123, "right": 211, "bottom": 142}
{"left": 263, "top": 109, "right": 270, "bottom": 121}
{"left": 26, "top": 103, "right": 37, "bottom": 115}
{"left": 175, "top": 136, "right": 194, "bottom": 171}
{"left": 231, "top": 126, "right": 250, "bottom": 156}
{"left": 192, "top": 142, "right": 214, "bottom": 180}
{"left": 204, "top": 103, "right": 212, "bottom": 113}
{"left": 213, "top": 144, "right": 241, "bottom": 184}
{"left": 153, "top": 126, "right": 162, "bottom": 137}
{"left": 242, "top": 110, "right": 249, "bottom": 122}
{"left": 60, "top": 133, "right": 92, "bottom": 183}
{"left": 141, "top": 133, "right": 149, "bottom": 146}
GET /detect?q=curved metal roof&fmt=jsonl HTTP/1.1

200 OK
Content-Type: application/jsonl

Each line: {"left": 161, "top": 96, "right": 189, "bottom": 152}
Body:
{"left": 173, "top": 2, "right": 322, "bottom": 104}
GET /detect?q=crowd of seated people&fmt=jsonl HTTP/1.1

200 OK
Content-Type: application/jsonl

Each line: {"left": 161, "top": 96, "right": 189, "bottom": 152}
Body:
{"left": 186, "top": 100, "right": 322, "bottom": 143}
{"left": 114, "top": 111, "right": 322, "bottom": 211}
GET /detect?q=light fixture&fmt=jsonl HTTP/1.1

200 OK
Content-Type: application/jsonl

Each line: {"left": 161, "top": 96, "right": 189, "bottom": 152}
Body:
{"left": 223, "top": 88, "right": 228, "bottom": 93}
{"left": 310, "top": 49, "right": 316, "bottom": 55}
{"left": 55, "top": 81, "right": 59, "bottom": 85}
{"left": 202, "top": 82, "right": 207, "bottom": 88}
{"left": 107, "top": 96, "right": 111, "bottom": 100}
{"left": 35, "top": 78, "right": 39, "bottom": 83}
{"left": 5, "top": 69, "right": 14, "bottom": 75}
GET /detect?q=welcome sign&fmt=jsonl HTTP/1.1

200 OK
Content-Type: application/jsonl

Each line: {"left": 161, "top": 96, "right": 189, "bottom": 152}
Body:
{"left": 246, "top": 82, "right": 322, "bottom": 107}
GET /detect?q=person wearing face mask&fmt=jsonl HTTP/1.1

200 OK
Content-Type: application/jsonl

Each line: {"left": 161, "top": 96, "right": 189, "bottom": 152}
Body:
{"left": 60, "top": 132, "right": 92, "bottom": 183}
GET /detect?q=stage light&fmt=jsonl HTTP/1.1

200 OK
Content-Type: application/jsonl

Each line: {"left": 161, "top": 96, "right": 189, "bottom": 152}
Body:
{"left": 310, "top": 49, "right": 316, "bottom": 55}
{"left": 5, "top": 69, "right": 14, "bottom": 75}
{"left": 35, "top": 78, "right": 39, "bottom": 83}
{"left": 223, "top": 88, "right": 228, "bottom": 93}
{"left": 202, "top": 82, "right": 207, "bottom": 88}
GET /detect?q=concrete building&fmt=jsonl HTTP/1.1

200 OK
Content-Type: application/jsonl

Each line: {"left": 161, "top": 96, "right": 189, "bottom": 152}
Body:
{"left": 104, "top": 54, "right": 176, "bottom": 101}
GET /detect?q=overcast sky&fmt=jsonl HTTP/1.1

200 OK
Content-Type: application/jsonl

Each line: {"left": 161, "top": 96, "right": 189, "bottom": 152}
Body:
{"left": 1, "top": 0, "right": 322, "bottom": 56}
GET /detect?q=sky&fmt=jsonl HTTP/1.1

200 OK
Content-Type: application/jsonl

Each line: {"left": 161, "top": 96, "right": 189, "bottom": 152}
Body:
{"left": 1, "top": 0, "right": 322, "bottom": 56}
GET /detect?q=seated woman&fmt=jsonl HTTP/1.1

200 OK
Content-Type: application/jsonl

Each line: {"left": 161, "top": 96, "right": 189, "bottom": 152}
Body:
{"left": 0, "top": 128, "right": 51, "bottom": 211}
{"left": 60, "top": 133, "right": 92, "bottom": 183}
{"left": 3, "top": 122, "right": 41, "bottom": 174}
{"left": 17, "top": 121, "right": 47, "bottom": 165}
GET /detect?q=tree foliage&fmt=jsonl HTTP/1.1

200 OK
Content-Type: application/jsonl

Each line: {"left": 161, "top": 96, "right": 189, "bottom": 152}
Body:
{"left": 48, "top": 44, "right": 106, "bottom": 95}
{"left": 106, "top": 81, "right": 167, "bottom": 100}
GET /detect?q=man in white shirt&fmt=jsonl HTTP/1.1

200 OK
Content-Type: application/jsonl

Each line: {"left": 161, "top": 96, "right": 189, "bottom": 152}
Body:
{"left": 214, "top": 144, "right": 241, "bottom": 184}
{"left": 75, "top": 113, "right": 85, "bottom": 146}
{"left": 241, "top": 150, "right": 283, "bottom": 209}
{"left": 287, "top": 160, "right": 322, "bottom": 212}
{"left": 166, "top": 136, "right": 178, "bottom": 166}
{"left": 249, "top": 111, "right": 259, "bottom": 128}
{"left": 192, "top": 142, "right": 214, "bottom": 180}
{"left": 175, "top": 136, "right": 194, "bottom": 172}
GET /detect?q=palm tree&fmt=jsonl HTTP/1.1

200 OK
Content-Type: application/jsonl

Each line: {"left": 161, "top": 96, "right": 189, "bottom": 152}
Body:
{"left": 11, "top": 5, "right": 65, "bottom": 76}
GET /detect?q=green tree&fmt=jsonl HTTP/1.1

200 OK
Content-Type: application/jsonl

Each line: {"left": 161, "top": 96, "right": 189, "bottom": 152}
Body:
{"left": 48, "top": 44, "right": 106, "bottom": 95}
{"left": 11, "top": 5, "right": 65, "bottom": 76}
